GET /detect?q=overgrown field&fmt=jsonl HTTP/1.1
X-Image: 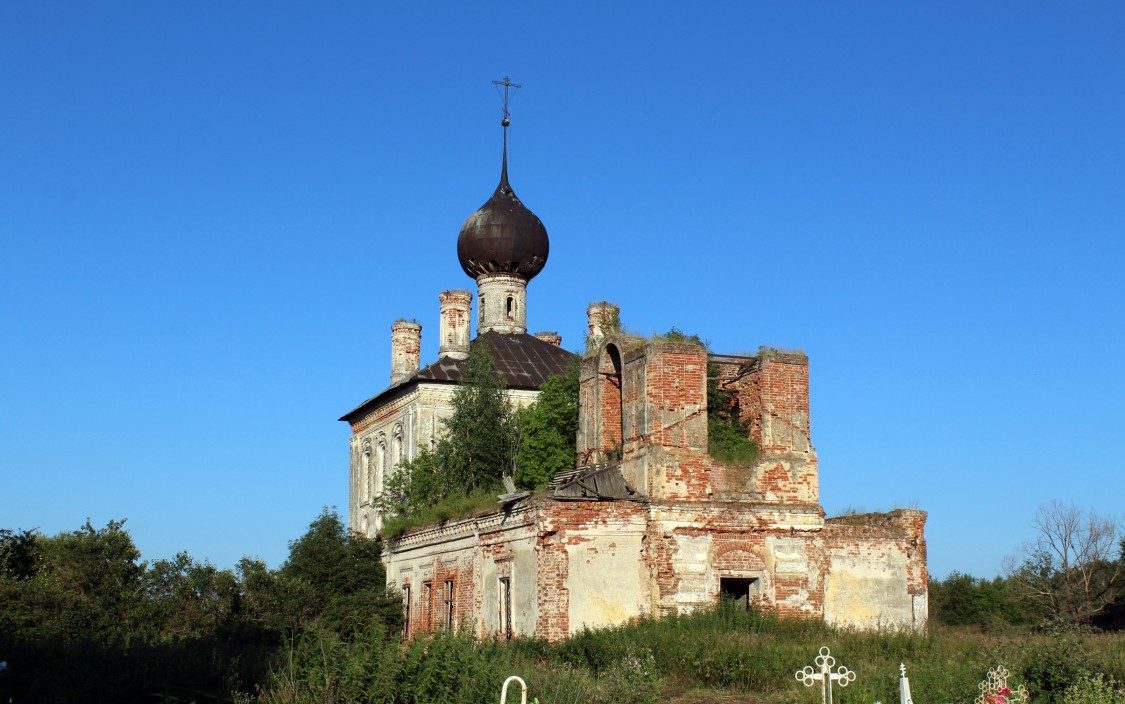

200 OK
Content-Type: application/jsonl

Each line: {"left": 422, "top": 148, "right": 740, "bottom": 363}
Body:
{"left": 256, "top": 605, "right": 1125, "bottom": 704}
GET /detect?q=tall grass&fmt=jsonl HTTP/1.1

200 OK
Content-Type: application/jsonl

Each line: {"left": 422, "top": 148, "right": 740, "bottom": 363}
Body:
{"left": 254, "top": 604, "right": 1125, "bottom": 704}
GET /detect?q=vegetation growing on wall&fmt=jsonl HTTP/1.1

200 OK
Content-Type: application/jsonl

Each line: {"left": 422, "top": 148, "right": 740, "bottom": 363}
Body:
{"left": 707, "top": 363, "right": 760, "bottom": 466}
{"left": 379, "top": 489, "right": 500, "bottom": 540}
{"left": 515, "top": 360, "right": 580, "bottom": 490}
{"left": 380, "top": 342, "right": 518, "bottom": 521}
{"left": 629, "top": 328, "right": 760, "bottom": 466}
{"left": 381, "top": 346, "right": 582, "bottom": 532}
{"left": 584, "top": 300, "right": 621, "bottom": 354}
{"left": 644, "top": 328, "right": 760, "bottom": 467}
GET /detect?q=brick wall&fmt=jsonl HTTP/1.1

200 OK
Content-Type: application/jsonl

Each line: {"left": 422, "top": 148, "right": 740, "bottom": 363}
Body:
{"left": 821, "top": 509, "right": 929, "bottom": 629}
{"left": 385, "top": 336, "right": 925, "bottom": 640}
{"left": 727, "top": 351, "right": 811, "bottom": 453}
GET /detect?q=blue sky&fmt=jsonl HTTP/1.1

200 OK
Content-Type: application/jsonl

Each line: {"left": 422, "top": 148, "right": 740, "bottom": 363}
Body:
{"left": 2, "top": 2, "right": 1122, "bottom": 580}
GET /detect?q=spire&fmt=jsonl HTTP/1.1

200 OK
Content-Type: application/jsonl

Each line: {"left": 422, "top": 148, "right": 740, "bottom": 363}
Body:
{"left": 500, "top": 129, "right": 509, "bottom": 194}
{"left": 493, "top": 76, "right": 520, "bottom": 194}
{"left": 457, "top": 76, "right": 548, "bottom": 283}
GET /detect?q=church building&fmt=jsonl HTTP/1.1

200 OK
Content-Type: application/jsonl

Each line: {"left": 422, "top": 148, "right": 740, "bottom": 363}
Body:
{"left": 340, "top": 91, "right": 928, "bottom": 640}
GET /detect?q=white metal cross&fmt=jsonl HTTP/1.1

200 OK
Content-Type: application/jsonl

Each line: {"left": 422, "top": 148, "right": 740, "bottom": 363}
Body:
{"left": 899, "top": 662, "right": 914, "bottom": 704}
{"left": 795, "top": 646, "right": 856, "bottom": 704}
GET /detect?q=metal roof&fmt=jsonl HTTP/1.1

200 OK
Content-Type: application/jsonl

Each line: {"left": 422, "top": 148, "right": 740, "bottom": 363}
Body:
{"left": 339, "top": 331, "right": 576, "bottom": 423}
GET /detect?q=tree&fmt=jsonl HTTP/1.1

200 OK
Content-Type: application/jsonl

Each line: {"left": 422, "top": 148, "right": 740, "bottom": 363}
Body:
{"left": 382, "top": 343, "right": 517, "bottom": 517}
{"left": 515, "top": 361, "right": 580, "bottom": 489}
{"left": 1009, "top": 501, "right": 1123, "bottom": 627}
{"left": 141, "top": 551, "right": 240, "bottom": 640}
{"left": 278, "top": 508, "right": 401, "bottom": 637}
{"left": 381, "top": 445, "right": 446, "bottom": 518}
{"left": 440, "top": 341, "right": 517, "bottom": 492}
{"left": 0, "top": 519, "right": 147, "bottom": 645}
{"left": 928, "top": 571, "right": 1025, "bottom": 627}
{"left": 0, "top": 528, "right": 39, "bottom": 581}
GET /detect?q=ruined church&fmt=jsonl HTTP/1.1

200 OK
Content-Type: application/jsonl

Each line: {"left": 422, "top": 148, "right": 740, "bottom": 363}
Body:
{"left": 340, "top": 99, "right": 928, "bottom": 641}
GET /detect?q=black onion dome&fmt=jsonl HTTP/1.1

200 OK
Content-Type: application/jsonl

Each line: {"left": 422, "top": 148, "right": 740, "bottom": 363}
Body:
{"left": 457, "top": 158, "right": 549, "bottom": 281}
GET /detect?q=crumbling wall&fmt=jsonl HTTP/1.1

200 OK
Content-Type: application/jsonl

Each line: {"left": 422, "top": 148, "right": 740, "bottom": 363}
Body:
{"left": 821, "top": 509, "right": 928, "bottom": 630}
{"left": 385, "top": 335, "right": 926, "bottom": 641}
{"left": 711, "top": 351, "right": 819, "bottom": 504}
{"left": 645, "top": 503, "right": 827, "bottom": 618}
{"left": 387, "top": 505, "right": 540, "bottom": 639}
{"left": 725, "top": 350, "right": 811, "bottom": 453}
{"left": 535, "top": 500, "right": 651, "bottom": 639}
{"left": 577, "top": 342, "right": 820, "bottom": 505}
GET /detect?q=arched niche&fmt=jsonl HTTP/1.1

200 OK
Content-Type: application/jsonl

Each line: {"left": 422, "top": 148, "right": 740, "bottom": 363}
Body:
{"left": 598, "top": 343, "right": 624, "bottom": 457}
{"left": 361, "top": 440, "right": 373, "bottom": 502}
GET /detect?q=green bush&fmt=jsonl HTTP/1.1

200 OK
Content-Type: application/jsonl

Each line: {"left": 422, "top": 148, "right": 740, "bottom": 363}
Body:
{"left": 1062, "top": 674, "right": 1125, "bottom": 704}
{"left": 1022, "top": 634, "right": 1092, "bottom": 704}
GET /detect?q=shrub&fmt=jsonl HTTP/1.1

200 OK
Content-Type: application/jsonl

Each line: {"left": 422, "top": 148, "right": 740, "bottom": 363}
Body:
{"left": 1022, "top": 634, "right": 1092, "bottom": 704}
{"left": 1062, "top": 674, "right": 1125, "bottom": 704}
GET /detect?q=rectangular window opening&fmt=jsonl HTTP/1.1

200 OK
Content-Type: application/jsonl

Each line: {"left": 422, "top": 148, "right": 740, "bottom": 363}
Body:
{"left": 402, "top": 586, "right": 412, "bottom": 640}
{"left": 444, "top": 579, "right": 455, "bottom": 630}
{"left": 719, "top": 577, "right": 760, "bottom": 609}
{"left": 499, "top": 577, "right": 512, "bottom": 640}
{"left": 423, "top": 582, "right": 433, "bottom": 630}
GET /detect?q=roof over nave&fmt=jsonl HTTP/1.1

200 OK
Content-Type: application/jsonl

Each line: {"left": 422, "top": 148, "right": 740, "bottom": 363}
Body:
{"left": 339, "top": 331, "right": 574, "bottom": 424}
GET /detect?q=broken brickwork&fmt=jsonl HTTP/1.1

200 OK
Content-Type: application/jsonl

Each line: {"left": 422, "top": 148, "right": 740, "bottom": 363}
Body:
{"left": 381, "top": 306, "right": 927, "bottom": 642}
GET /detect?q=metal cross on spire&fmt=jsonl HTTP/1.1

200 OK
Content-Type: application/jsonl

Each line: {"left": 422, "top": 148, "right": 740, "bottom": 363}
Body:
{"left": 492, "top": 75, "right": 521, "bottom": 127}
{"left": 492, "top": 76, "right": 521, "bottom": 191}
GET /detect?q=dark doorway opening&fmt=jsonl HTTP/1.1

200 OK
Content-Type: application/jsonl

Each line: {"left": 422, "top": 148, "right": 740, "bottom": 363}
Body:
{"left": 719, "top": 577, "right": 760, "bottom": 609}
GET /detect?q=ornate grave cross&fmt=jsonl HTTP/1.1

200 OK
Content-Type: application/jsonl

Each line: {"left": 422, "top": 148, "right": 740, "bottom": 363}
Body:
{"left": 899, "top": 663, "right": 914, "bottom": 704}
{"left": 974, "top": 665, "right": 1028, "bottom": 704}
{"left": 795, "top": 646, "right": 856, "bottom": 704}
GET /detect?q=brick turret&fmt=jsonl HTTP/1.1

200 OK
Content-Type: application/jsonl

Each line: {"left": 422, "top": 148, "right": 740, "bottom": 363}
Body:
{"left": 438, "top": 290, "right": 472, "bottom": 359}
{"left": 390, "top": 320, "right": 422, "bottom": 384}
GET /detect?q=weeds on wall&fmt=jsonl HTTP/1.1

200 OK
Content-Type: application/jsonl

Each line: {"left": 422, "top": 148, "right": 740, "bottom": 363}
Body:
{"left": 583, "top": 301, "right": 622, "bottom": 355}
{"left": 707, "top": 361, "right": 760, "bottom": 467}
{"left": 379, "top": 489, "right": 501, "bottom": 540}
{"left": 378, "top": 343, "right": 517, "bottom": 525}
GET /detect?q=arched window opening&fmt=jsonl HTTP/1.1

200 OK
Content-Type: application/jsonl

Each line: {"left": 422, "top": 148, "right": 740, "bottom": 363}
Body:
{"left": 376, "top": 439, "right": 387, "bottom": 497}
{"left": 598, "top": 344, "right": 624, "bottom": 460}
{"left": 361, "top": 441, "right": 372, "bottom": 502}
{"left": 392, "top": 425, "right": 404, "bottom": 472}
{"left": 506, "top": 296, "right": 514, "bottom": 320}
